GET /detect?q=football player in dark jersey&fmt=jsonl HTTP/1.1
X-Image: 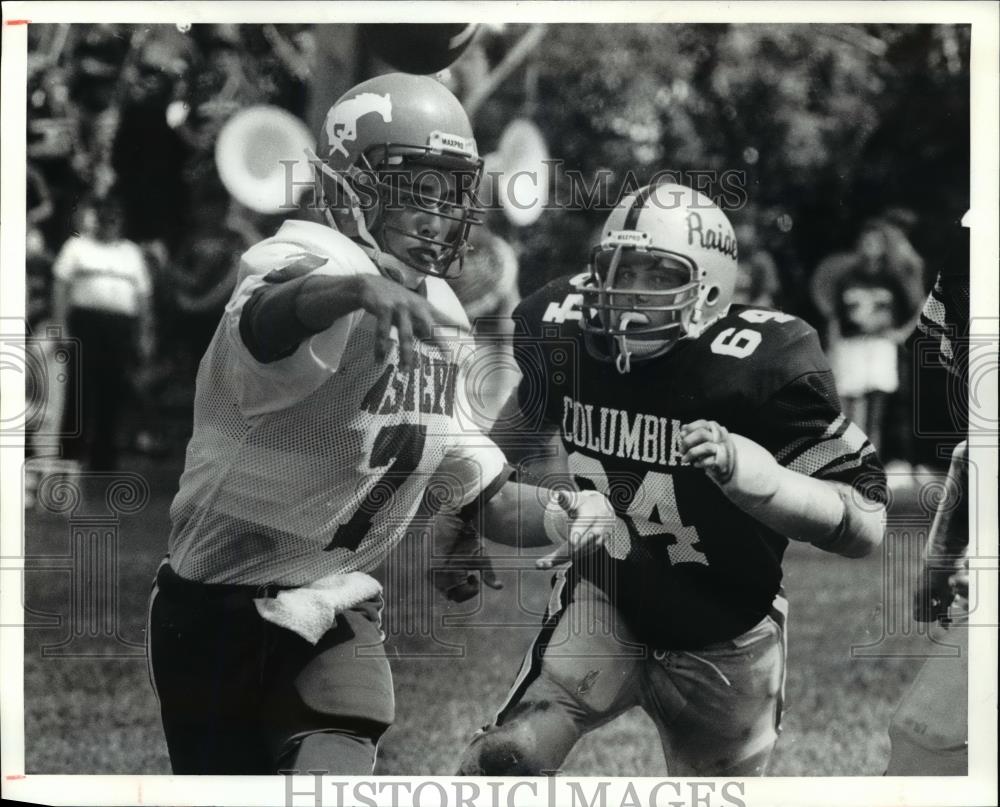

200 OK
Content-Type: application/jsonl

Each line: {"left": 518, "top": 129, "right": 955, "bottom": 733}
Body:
{"left": 886, "top": 217, "right": 970, "bottom": 775}
{"left": 457, "top": 183, "right": 888, "bottom": 777}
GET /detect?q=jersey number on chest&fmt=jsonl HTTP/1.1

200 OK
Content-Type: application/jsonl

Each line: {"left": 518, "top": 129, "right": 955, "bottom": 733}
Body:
{"left": 325, "top": 424, "right": 427, "bottom": 552}
{"left": 568, "top": 452, "right": 708, "bottom": 566}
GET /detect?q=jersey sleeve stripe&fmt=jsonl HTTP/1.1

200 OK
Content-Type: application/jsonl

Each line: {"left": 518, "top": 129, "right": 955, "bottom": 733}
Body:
{"left": 918, "top": 288, "right": 948, "bottom": 331}
{"left": 809, "top": 444, "right": 877, "bottom": 477}
{"left": 916, "top": 290, "right": 955, "bottom": 363}
{"left": 774, "top": 413, "right": 850, "bottom": 465}
{"left": 776, "top": 415, "right": 874, "bottom": 477}
{"left": 785, "top": 439, "right": 875, "bottom": 478}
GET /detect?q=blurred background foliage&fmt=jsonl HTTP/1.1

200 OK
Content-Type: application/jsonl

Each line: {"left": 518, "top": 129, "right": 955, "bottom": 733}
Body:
{"left": 27, "top": 21, "right": 969, "bottom": 395}
{"left": 28, "top": 21, "right": 970, "bottom": 313}
{"left": 460, "top": 23, "right": 969, "bottom": 316}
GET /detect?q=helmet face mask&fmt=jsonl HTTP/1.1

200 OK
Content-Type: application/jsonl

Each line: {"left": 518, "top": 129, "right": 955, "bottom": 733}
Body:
{"left": 575, "top": 183, "right": 739, "bottom": 373}
{"left": 311, "top": 74, "right": 484, "bottom": 282}
{"left": 372, "top": 154, "right": 483, "bottom": 279}
{"left": 580, "top": 237, "right": 701, "bottom": 372}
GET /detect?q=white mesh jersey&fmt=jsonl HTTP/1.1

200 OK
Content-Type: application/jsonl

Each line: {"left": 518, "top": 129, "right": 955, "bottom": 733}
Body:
{"left": 168, "top": 220, "right": 507, "bottom": 585}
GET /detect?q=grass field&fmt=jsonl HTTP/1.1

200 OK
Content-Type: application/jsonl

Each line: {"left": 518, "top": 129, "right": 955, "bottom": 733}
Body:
{"left": 21, "top": 456, "right": 946, "bottom": 776}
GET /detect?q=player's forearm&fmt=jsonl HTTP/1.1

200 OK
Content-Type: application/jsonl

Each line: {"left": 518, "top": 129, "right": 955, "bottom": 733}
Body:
{"left": 241, "top": 273, "right": 364, "bottom": 363}
{"left": 924, "top": 441, "right": 968, "bottom": 562}
{"left": 723, "top": 465, "right": 884, "bottom": 557}
{"left": 479, "top": 480, "right": 554, "bottom": 547}
{"left": 486, "top": 391, "right": 561, "bottom": 468}
{"left": 714, "top": 433, "right": 885, "bottom": 557}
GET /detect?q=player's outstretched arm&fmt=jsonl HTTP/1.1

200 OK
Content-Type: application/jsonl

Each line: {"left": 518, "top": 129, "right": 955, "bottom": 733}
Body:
{"left": 913, "top": 440, "right": 968, "bottom": 623}
{"left": 472, "top": 390, "right": 615, "bottom": 552}
{"left": 680, "top": 419, "right": 885, "bottom": 558}
{"left": 242, "top": 272, "right": 465, "bottom": 372}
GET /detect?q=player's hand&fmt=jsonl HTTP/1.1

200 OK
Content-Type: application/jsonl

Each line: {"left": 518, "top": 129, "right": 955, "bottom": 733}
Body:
{"left": 913, "top": 559, "right": 967, "bottom": 625}
{"left": 536, "top": 489, "right": 617, "bottom": 570}
{"left": 680, "top": 419, "right": 737, "bottom": 483}
{"left": 432, "top": 519, "right": 504, "bottom": 603}
{"left": 354, "top": 274, "right": 466, "bottom": 373}
{"left": 680, "top": 420, "right": 779, "bottom": 503}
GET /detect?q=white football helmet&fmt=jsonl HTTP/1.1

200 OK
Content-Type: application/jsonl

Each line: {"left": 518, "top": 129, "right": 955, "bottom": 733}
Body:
{"left": 575, "top": 183, "right": 739, "bottom": 372}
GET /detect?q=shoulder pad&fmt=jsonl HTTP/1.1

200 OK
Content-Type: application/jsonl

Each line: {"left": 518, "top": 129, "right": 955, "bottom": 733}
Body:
{"left": 237, "top": 221, "right": 378, "bottom": 288}
{"left": 718, "top": 305, "right": 817, "bottom": 345}
{"left": 513, "top": 272, "right": 589, "bottom": 337}
{"left": 262, "top": 253, "right": 329, "bottom": 284}
{"left": 698, "top": 306, "right": 829, "bottom": 401}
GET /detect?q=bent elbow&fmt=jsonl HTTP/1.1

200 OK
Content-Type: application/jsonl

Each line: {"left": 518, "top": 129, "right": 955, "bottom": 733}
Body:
{"left": 840, "top": 506, "right": 887, "bottom": 558}
{"left": 840, "top": 532, "right": 882, "bottom": 559}
{"left": 811, "top": 500, "right": 886, "bottom": 559}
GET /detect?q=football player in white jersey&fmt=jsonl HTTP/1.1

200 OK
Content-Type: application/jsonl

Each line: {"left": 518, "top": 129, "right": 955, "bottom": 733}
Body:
{"left": 457, "top": 183, "right": 889, "bottom": 777}
{"left": 146, "top": 73, "right": 607, "bottom": 775}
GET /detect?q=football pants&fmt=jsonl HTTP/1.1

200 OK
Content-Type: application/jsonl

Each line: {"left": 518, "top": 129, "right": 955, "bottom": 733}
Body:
{"left": 458, "top": 573, "right": 786, "bottom": 777}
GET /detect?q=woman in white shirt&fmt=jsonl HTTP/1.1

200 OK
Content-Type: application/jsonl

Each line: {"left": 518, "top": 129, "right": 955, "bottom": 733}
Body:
{"left": 52, "top": 197, "right": 155, "bottom": 471}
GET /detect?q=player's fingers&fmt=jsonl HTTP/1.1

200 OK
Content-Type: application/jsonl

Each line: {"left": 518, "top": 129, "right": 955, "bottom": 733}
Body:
{"left": 374, "top": 307, "right": 393, "bottom": 363}
{"left": 553, "top": 488, "right": 577, "bottom": 515}
{"left": 568, "top": 523, "right": 608, "bottom": 553}
{"left": 482, "top": 571, "right": 504, "bottom": 590}
{"left": 583, "top": 519, "right": 615, "bottom": 546}
{"left": 535, "top": 546, "right": 569, "bottom": 570}
{"left": 682, "top": 442, "right": 721, "bottom": 466}
{"left": 680, "top": 425, "right": 715, "bottom": 451}
{"left": 405, "top": 298, "right": 436, "bottom": 340}
{"left": 576, "top": 526, "right": 607, "bottom": 551}
{"left": 680, "top": 419, "right": 712, "bottom": 436}
{"left": 395, "top": 307, "right": 416, "bottom": 373}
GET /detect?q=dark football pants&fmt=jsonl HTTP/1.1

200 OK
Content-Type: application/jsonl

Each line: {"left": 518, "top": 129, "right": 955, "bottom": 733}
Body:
{"left": 147, "top": 561, "right": 394, "bottom": 774}
{"left": 459, "top": 574, "right": 786, "bottom": 777}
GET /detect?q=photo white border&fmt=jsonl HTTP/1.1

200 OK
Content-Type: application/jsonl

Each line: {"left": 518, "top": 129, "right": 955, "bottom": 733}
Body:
{"left": 2, "top": 3, "right": 997, "bottom": 806}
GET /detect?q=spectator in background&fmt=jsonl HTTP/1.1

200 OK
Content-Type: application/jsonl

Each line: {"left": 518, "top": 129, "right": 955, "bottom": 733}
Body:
{"left": 52, "top": 197, "right": 155, "bottom": 472}
{"left": 810, "top": 217, "right": 925, "bottom": 464}
{"left": 26, "top": 228, "right": 55, "bottom": 330}
{"left": 26, "top": 163, "right": 54, "bottom": 228}
{"left": 24, "top": 228, "right": 65, "bottom": 508}
{"left": 878, "top": 209, "right": 931, "bottom": 478}
{"left": 733, "top": 222, "right": 782, "bottom": 309}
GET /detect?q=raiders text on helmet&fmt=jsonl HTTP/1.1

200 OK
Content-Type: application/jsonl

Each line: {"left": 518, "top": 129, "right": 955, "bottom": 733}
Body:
{"left": 309, "top": 73, "right": 484, "bottom": 280}
{"left": 575, "top": 183, "right": 739, "bottom": 372}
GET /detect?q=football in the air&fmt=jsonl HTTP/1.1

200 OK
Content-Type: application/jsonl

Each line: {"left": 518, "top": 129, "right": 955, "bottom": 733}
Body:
{"left": 360, "top": 23, "right": 480, "bottom": 74}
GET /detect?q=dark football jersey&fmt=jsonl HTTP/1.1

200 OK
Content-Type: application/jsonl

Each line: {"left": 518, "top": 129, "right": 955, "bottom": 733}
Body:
{"left": 913, "top": 229, "right": 970, "bottom": 388}
{"left": 512, "top": 273, "right": 888, "bottom": 649}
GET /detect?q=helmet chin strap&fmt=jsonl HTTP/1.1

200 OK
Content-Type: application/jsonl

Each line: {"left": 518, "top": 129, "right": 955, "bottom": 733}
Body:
{"left": 614, "top": 313, "right": 682, "bottom": 374}
{"left": 614, "top": 312, "right": 643, "bottom": 374}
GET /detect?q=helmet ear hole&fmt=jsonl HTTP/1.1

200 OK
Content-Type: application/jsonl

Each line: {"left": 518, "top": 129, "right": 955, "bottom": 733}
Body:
{"left": 705, "top": 285, "right": 721, "bottom": 305}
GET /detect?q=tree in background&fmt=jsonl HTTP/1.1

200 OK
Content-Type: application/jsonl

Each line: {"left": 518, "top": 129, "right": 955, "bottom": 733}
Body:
{"left": 459, "top": 24, "right": 968, "bottom": 314}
